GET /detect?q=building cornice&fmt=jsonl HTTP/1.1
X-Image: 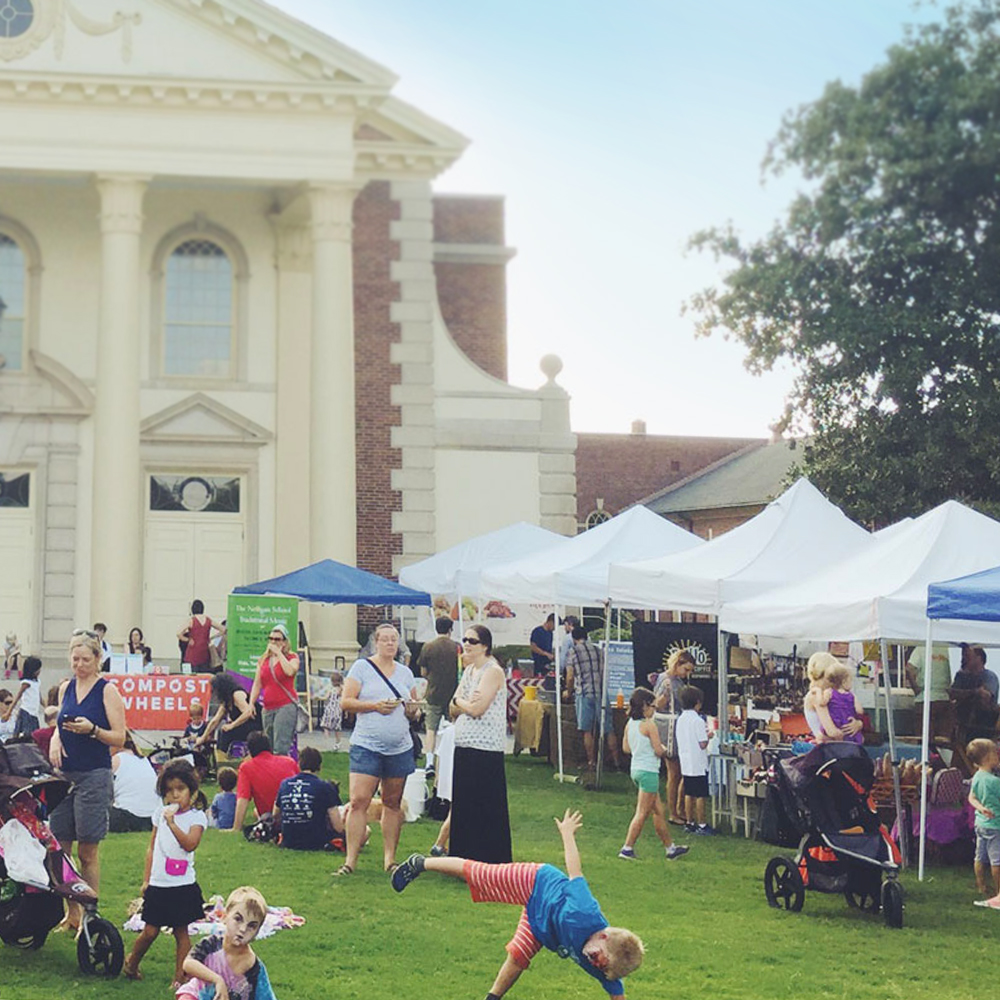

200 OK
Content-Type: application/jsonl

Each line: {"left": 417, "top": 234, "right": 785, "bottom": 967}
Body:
{"left": 433, "top": 242, "right": 517, "bottom": 266}
{"left": 0, "top": 70, "right": 388, "bottom": 113}
{"left": 160, "top": 0, "right": 399, "bottom": 86}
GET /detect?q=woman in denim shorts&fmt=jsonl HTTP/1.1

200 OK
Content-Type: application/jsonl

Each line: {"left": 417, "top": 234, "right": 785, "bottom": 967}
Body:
{"left": 336, "top": 624, "right": 417, "bottom": 877}
{"left": 49, "top": 630, "right": 127, "bottom": 931}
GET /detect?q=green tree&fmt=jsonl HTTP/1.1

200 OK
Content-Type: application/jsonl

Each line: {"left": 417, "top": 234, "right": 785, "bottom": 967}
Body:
{"left": 687, "top": 0, "right": 1000, "bottom": 526}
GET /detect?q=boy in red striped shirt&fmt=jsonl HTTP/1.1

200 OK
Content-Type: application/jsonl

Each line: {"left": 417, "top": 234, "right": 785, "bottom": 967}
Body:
{"left": 392, "top": 809, "right": 643, "bottom": 997}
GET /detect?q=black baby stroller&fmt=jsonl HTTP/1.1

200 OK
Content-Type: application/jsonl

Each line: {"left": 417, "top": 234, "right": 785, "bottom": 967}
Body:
{"left": 0, "top": 739, "right": 124, "bottom": 974}
{"left": 762, "top": 742, "right": 905, "bottom": 928}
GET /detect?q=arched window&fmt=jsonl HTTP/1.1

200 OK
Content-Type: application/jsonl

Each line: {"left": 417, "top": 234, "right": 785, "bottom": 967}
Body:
{"left": 163, "top": 238, "right": 234, "bottom": 378}
{"left": 584, "top": 508, "right": 611, "bottom": 531}
{"left": 0, "top": 233, "right": 25, "bottom": 371}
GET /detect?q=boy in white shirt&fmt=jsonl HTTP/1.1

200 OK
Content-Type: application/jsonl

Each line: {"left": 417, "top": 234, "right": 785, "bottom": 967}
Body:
{"left": 675, "top": 685, "right": 716, "bottom": 836}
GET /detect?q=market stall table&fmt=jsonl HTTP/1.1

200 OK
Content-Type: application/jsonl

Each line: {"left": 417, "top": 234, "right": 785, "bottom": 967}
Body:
{"left": 513, "top": 698, "right": 553, "bottom": 756}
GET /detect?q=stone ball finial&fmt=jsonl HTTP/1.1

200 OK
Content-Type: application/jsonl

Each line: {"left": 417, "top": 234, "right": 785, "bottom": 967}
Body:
{"left": 540, "top": 354, "right": 563, "bottom": 384}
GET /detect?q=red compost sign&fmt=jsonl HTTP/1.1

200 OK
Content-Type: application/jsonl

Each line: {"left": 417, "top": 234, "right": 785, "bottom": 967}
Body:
{"left": 105, "top": 674, "right": 213, "bottom": 730}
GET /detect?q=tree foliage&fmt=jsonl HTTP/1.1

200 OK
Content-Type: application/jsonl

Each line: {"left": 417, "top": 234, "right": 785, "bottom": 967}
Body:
{"left": 688, "top": 0, "right": 1000, "bottom": 525}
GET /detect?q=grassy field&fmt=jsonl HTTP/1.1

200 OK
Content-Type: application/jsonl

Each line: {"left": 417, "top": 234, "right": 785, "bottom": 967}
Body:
{"left": 0, "top": 753, "right": 994, "bottom": 1000}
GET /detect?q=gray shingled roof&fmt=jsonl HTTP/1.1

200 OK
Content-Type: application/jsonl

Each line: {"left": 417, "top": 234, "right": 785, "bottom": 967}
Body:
{"left": 639, "top": 439, "right": 804, "bottom": 514}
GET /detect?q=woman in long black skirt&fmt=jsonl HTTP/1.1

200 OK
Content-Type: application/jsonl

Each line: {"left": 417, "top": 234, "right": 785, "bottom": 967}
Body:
{"left": 449, "top": 624, "right": 511, "bottom": 863}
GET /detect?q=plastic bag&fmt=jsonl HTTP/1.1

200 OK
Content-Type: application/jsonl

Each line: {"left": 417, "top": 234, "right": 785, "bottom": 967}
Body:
{"left": 0, "top": 818, "right": 49, "bottom": 887}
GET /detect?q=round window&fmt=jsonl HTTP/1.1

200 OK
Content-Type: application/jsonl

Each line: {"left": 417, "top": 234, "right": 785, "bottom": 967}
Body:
{"left": 0, "top": 0, "right": 33, "bottom": 39}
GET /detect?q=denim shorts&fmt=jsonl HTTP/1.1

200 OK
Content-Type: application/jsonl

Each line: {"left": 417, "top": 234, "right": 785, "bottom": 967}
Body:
{"left": 349, "top": 743, "right": 415, "bottom": 780}
{"left": 976, "top": 828, "right": 1000, "bottom": 866}
{"left": 49, "top": 768, "right": 114, "bottom": 844}
{"left": 575, "top": 694, "right": 599, "bottom": 733}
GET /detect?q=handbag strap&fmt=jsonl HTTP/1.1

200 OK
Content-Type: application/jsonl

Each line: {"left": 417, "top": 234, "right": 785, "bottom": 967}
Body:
{"left": 264, "top": 653, "right": 300, "bottom": 710}
{"left": 366, "top": 658, "right": 405, "bottom": 700}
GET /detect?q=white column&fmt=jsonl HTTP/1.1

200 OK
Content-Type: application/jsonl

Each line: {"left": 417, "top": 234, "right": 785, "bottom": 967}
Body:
{"left": 91, "top": 175, "right": 149, "bottom": 639}
{"left": 308, "top": 184, "right": 358, "bottom": 661}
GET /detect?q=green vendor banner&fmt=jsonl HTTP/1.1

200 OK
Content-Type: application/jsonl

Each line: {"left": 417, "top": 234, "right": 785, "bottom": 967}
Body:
{"left": 227, "top": 594, "right": 298, "bottom": 679}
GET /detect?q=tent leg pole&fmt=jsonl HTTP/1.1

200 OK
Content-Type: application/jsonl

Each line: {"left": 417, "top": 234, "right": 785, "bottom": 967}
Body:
{"left": 919, "top": 621, "right": 934, "bottom": 881}
{"left": 596, "top": 601, "right": 612, "bottom": 791}
{"left": 555, "top": 604, "right": 565, "bottom": 783}
{"left": 717, "top": 628, "right": 728, "bottom": 743}
{"left": 880, "top": 637, "right": 905, "bottom": 868}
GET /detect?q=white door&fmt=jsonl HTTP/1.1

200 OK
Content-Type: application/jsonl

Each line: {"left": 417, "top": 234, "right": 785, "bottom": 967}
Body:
{"left": 143, "top": 475, "right": 245, "bottom": 663}
{"left": 0, "top": 505, "right": 35, "bottom": 655}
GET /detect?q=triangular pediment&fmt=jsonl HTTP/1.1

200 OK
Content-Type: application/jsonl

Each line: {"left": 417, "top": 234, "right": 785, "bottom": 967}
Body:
{"left": 4, "top": 0, "right": 398, "bottom": 88}
{"left": 141, "top": 393, "right": 271, "bottom": 445}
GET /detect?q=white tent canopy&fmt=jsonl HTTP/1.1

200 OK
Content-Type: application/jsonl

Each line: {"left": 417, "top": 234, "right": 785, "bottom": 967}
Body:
{"left": 608, "top": 478, "right": 871, "bottom": 613}
{"left": 720, "top": 500, "right": 1000, "bottom": 643}
{"left": 479, "top": 505, "right": 702, "bottom": 606}
{"left": 398, "top": 521, "right": 562, "bottom": 599}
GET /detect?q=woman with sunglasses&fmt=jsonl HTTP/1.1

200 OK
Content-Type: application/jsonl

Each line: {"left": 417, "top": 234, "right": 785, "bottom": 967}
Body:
{"left": 239, "top": 624, "right": 300, "bottom": 757}
{"left": 337, "top": 623, "right": 418, "bottom": 876}
{"left": 448, "top": 624, "right": 511, "bottom": 863}
{"left": 48, "top": 630, "right": 126, "bottom": 931}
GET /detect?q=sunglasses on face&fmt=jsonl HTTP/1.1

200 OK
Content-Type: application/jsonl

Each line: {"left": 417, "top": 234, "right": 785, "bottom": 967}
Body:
{"left": 268, "top": 635, "right": 285, "bottom": 641}
{"left": 463, "top": 637, "right": 482, "bottom": 645}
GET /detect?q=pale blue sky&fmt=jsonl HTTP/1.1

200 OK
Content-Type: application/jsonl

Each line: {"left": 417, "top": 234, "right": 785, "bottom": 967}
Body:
{"left": 271, "top": 0, "right": 937, "bottom": 437}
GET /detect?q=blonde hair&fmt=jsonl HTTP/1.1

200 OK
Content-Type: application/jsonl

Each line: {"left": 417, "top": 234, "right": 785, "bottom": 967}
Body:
{"left": 967, "top": 738, "right": 998, "bottom": 766}
{"left": 825, "top": 663, "right": 851, "bottom": 689}
{"left": 225, "top": 886, "right": 267, "bottom": 926}
{"left": 666, "top": 648, "right": 695, "bottom": 675}
{"left": 806, "top": 651, "right": 840, "bottom": 684}
{"left": 603, "top": 927, "right": 645, "bottom": 980}
{"left": 68, "top": 633, "right": 102, "bottom": 660}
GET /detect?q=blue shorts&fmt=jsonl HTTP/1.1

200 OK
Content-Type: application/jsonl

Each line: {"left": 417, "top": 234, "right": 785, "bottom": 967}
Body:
{"left": 976, "top": 828, "right": 1000, "bottom": 866}
{"left": 349, "top": 743, "right": 415, "bottom": 780}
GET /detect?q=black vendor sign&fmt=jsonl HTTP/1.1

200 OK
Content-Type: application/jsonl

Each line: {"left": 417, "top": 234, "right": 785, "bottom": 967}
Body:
{"left": 632, "top": 621, "right": 719, "bottom": 716}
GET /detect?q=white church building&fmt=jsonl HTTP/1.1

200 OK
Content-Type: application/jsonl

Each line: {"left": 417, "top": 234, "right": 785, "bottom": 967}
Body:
{"left": 0, "top": 0, "right": 577, "bottom": 665}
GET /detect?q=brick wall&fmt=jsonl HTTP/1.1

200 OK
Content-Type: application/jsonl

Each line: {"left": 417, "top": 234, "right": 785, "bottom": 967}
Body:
{"left": 664, "top": 505, "right": 766, "bottom": 540}
{"left": 353, "top": 180, "right": 402, "bottom": 623}
{"left": 575, "top": 432, "right": 763, "bottom": 525}
{"left": 433, "top": 196, "right": 508, "bottom": 382}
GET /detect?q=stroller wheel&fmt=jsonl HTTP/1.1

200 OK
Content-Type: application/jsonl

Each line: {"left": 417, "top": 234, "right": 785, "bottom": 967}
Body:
{"left": 845, "top": 889, "right": 881, "bottom": 914}
{"left": 764, "top": 856, "right": 805, "bottom": 912}
{"left": 881, "top": 880, "right": 904, "bottom": 929}
{"left": 77, "top": 917, "right": 125, "bottom": 977}
{"left": 7, "top": 932, "right": 47, "bottom": 950}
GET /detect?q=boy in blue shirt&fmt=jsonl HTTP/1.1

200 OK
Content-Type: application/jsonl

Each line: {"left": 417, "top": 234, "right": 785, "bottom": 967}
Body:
{"left": 210, "top": 766, "right": 238, "bottom": 830}
{"left": 392, "top": 808, "right": 643, "bottom": 997}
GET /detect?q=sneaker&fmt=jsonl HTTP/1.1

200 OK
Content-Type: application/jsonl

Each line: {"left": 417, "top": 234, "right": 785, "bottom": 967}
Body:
{"left": 425, "top": 762, "right": 436, "bottom": 777}
{"left": 695, "top": 824, "right": 718, "bottom": 836}
{"left": 666, "top": 844, "right": 689, "bottom": 860}
{"left": 684, "top": 823, "right": 698, "bottom": 834}
{"left": 429, "top": 845, "right": 448, "bottom": 857}
{"left": 618, "top": 846, "right": 637, "bottom": 860}
{"left": 391, "top": 853, "right": 426, "bottom": 892}
{"left": 974, "top": 896, "right": 1000, "bottom": 908}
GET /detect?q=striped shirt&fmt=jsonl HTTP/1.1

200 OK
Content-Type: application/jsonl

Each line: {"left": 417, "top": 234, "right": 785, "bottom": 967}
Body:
{"left": 566, "top": 641, "right": 603, "bottom": 698}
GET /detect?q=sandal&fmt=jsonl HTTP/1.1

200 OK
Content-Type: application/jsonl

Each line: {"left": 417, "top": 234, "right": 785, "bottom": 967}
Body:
{"left": 333, "top": 863, "right": 354, "bottom": 876}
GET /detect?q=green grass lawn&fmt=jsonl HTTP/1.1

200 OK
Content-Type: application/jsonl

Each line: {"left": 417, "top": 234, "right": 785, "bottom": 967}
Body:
{"left": 0, "top": 754, "right": 994, "bottom": 999}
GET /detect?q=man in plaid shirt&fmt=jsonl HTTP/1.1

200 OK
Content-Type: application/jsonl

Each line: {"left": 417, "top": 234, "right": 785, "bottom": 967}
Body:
{"left": 565, "top": 626, "right": 622, "bottom": 771}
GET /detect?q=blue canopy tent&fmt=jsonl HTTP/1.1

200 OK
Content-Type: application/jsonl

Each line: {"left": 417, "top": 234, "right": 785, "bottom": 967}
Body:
{"left": 919, "top": 565, "right": 1000, "bottom": 878}
{"left": 233, "top": 558, "right": 432, "bottom": 606}
{"left": 232, "top": 559, "right": 430, "bottom": 729}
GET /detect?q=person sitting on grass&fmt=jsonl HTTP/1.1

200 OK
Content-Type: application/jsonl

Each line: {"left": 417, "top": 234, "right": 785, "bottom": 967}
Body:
{"left": 392, "top": 808, "right": 644, "bottom": 997}
{"left": 176, "top": 885, "right": 278, "bottom": 1000}
{"left": 211, "top": 766, "right": 238, "bottom": 830}
{"left": 228, "top": 732, "right": 298, "bottom": 834}
{"left": 273, "top": 746, "right": 346, "bottom": 850}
